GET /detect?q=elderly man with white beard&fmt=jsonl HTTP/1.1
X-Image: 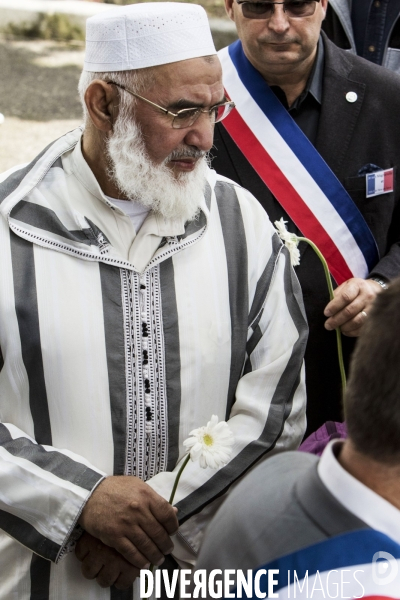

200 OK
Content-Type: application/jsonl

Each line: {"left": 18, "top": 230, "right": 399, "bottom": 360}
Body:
{"left": 0, "top": 3, "right": 307, "bottom": 599}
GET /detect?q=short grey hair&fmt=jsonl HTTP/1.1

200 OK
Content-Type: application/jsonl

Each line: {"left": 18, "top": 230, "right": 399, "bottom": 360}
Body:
{"left": 78, "top": 68, "right": 155, "bottom": 126}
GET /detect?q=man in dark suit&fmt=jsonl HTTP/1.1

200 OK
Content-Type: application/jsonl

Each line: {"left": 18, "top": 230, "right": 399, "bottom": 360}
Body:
{"left": 212, "top": 0, "right": 400, "bottom": 434}
{"left": 196, "top": 278, "right": 400, "bottom": 598}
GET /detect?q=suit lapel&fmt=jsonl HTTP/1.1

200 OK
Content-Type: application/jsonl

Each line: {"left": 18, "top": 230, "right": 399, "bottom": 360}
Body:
{"left": 327, "top": 0, "right": 355, "bottom": 50}
{"left": 316, "top": 35, "right": 366, "bottom": 179}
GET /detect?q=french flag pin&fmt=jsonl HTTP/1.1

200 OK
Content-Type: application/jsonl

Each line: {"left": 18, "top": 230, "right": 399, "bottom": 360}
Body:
{"left": 366, "top": 168, "right": 394, "bottom": 198}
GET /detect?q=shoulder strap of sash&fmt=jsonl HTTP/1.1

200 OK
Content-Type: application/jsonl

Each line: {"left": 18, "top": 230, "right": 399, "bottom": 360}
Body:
{"left": 219, "top": 40, "right": 378, "bottom": 285}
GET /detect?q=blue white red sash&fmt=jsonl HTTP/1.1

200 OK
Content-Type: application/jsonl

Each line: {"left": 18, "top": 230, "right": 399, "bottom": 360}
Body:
{"left": 219, "top": 41, "right": 379, "bottom": 285}
{"left": 237, "top": 529, "right": 400, "bottom": 599}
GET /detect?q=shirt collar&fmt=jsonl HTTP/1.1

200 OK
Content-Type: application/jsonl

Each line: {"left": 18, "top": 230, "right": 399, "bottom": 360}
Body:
{"left": 308, "top": 36, "right": 324, "bottom": 105}
{"left": 318, "top": 440, "right": 400, "bottom": 544}
{"left": 293, "top": 35, "right": 324, "bottom": 107}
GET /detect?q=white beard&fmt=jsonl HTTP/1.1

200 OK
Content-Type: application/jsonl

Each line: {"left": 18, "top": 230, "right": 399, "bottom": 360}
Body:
{"left": 106, "top": 111, "right": 209, "bottom": 223}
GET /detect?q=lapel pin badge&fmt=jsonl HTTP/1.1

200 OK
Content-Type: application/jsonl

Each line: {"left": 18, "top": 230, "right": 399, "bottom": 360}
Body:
{"left": 346, "top": 91, "right": 358, "bottom": 103}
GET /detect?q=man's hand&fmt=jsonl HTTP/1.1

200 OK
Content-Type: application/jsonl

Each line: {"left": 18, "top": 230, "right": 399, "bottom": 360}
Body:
{"left": 324, "top": 278, "right": 383, "bottom": 337}
{"left": 78, "top": 476, "right": 178, "bottom": 569}
{"left": 75, "top": 532, "right": 140, "bottom": 590}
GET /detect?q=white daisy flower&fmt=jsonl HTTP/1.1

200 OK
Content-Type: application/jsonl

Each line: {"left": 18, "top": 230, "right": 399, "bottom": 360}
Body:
{"left": 183, "top": 415, "right": 234, "bottom": 469}
{"left": 274, "top": 217, "right": 301, "bottom": 267}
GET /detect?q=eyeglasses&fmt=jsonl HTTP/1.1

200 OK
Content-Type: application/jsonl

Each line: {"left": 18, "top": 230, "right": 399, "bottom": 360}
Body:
{"left": 236, "top": 0, "right": 320, "bottom": 19}
{"left": 107, "top": 82, "right": 235, "bottom": 129}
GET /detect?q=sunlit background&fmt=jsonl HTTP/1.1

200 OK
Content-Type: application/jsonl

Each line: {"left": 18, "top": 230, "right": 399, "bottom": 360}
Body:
{"left": 0, "top": 0, "right": 237, "bottom": 172}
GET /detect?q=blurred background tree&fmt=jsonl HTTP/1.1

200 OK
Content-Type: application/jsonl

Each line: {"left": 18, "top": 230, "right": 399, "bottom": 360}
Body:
{"left": 101, "top": 0, "right": 227, "bottom": 19}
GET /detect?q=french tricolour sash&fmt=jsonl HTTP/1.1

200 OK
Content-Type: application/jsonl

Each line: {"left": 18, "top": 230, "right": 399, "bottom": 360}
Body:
{"left": 219, "top": 41, "right": 379, "bottom": 285}
{"left": 240, "top": 529, "right": 400, "bottom": 599}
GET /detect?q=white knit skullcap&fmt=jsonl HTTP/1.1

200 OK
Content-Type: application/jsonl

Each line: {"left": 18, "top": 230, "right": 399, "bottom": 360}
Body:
{"left": 84, "top": 2, "right": 217, "bottom": 72}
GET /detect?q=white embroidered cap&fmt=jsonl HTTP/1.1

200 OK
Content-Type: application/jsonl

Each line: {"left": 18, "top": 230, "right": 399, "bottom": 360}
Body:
{"left": 84, "top": 2, "right": 217, "bottom": 72}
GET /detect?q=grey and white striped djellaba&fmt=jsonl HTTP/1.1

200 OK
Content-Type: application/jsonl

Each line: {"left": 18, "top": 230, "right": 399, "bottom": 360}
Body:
{"left": 0, "top": 128, "right": 308, "bottom": 599}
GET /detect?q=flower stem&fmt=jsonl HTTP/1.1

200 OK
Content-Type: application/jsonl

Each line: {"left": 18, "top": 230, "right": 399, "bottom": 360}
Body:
{"left": 142, "top": 454, "right": 191, "bottom": 599}
{"left": 141, "top": 455, "right": 192, "bottom": 599}
{"left": 168, "top": 454, "right": 190, "bottom": 505}
{"left": 297, "top": 237, "right": 347, "bottom": 396}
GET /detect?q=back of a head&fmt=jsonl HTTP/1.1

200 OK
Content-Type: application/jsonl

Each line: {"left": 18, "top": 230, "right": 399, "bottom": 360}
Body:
{"left": 345, "top": 277, "right": 400, "bottom": 463}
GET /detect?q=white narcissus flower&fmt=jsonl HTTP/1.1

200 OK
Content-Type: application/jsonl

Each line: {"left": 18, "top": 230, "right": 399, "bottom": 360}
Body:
{"left": 274, "top": 217, "right": 301, "bottom": 267}
{"left": 183, "top": 415, "right": 234, "bottom": 469}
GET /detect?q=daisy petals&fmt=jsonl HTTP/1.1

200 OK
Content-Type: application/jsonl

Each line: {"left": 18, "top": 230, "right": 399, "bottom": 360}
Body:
{"left": 182, "top": 416, "right": 234, "bottom": 470}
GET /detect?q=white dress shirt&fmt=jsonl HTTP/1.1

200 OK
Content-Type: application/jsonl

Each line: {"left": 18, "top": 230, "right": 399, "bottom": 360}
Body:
{"left": 318, "top": 440, "right": 400, "bottom": 544}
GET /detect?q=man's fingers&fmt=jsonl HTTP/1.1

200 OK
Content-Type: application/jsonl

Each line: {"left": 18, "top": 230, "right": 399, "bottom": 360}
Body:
{"left": 324, "top": 277, "right": 383, "bottom": 328}
{"left": 113, "top": 567, "right": 140, "bottom": 591}
{"left": 76, "top": 532, "right": 104, "bottom": 562}
{"left": 75, "top": 538, "right": 90, "bottom": 562}
{"left": 77, "top": 532, "right": 142, "bottom": 589}
{"left": 340, "top": 310, "right": 368, "bottom": 337}
{"left": 141, "top": 515, "right": 175, "bottom": 555}
{"left": 78, "top": 474, "right": 179, "bottom": 568}
{"left": 95, "top": 564, "right": 122, "bottom": 589}
{"left": 324, "top": 281, "right": 360, "bottom": 318}
{"left": 126, "top": 526, "right": 167, "bottom": 566}
{"left": 325, "top": 298, "right": 365, "bottom": 330}
{"left": 113, "top": 535, "right": 157, "bottom": 568}
{"left": 91, "top": 560, "right": 138, "bottom": 589}
{"left": 323, "top": 277, "right": 382, "bottom": 330}
{"left": 150, "top": 497, "right": 179, "bottom": 536}
{"left": 342, "top": 327, "right": 363, "bottom": 338}
{"left": 79, "top": 475, "right": 178, "bottom": 534}
{"left": 81, "top": 555, "right": 104, "bottom": 580}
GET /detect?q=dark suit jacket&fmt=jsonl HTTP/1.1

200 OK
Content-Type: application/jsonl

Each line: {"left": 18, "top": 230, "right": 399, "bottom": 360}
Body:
{"left": 212, "top": 33, "right": 400, "bottom": 434}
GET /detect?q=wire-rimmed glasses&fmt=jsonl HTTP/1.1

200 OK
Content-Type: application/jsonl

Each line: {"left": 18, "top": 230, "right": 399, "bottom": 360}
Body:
{"left": 107, "top": 82, "right": 235, "bottom": 129}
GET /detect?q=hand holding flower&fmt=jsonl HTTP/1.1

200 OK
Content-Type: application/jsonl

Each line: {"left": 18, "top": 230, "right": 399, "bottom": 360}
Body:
{"left": 142, "top": 416, "right": 234, "bottom": 597}
{"left": 324, "top": 277, "right": 384, "bottom": 337}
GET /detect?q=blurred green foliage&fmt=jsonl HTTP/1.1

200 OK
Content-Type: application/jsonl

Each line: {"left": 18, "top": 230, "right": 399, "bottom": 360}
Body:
{"left": 4, "top": 13, "right": 85, "bottom": 42}
{"left": 103, "top": 0, "right": 227, "bottom": 19}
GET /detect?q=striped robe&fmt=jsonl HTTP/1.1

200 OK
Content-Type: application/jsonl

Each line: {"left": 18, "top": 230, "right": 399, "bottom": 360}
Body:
{"left": 0, "top": 128, "right": 308, "bottom": 599}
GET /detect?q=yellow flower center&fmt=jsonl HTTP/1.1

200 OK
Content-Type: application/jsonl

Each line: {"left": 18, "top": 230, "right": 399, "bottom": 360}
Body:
{"left": 203, "top": 434, "right": 214, "bottom": 446}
